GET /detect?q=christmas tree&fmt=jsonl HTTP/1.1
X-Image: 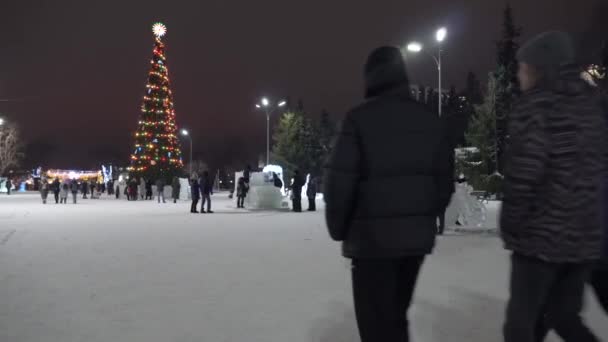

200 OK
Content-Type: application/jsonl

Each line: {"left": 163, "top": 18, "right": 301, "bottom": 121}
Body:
{"left": 129, "top": 23, "right": 184, "bottom": 181}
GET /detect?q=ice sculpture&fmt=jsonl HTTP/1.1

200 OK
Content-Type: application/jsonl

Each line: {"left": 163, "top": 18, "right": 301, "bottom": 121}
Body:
{"left": 444, "top": 181, "right": 487, "bottom": 228}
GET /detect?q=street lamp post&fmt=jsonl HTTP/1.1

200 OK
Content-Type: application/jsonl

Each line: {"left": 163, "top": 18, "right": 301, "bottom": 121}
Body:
{"left": 406, "top": 27, "right": 447, "bottom": 117}
{"left": 181, "top": 129, "right": 193, "bottom": 178}
{"left": 256, "top": 97, "right": 286, "bottom": 166}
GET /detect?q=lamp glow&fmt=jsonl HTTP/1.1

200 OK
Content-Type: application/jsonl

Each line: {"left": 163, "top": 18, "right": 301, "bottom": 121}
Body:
{"left": 261, "top": 97, "right": 269, "bottom": 107}
{"left": 256, "top": 104, "right": 261, "bottom": 109}
{"left": 152, "top": 23, "right": 167, "bottom": 38}
{"left": 181, "top": 129, "right": 189, "bottom": 136}
{"left": 436, "top": 27, "right": 447, "bottom": 42}
{"left": 278, "top": 101, "right": 286, "bottom": 107}
{"left": 407, "top": 42, "right": 423, "bottom": 53}
{"left": 0, "top": 118, "right": 4, "bottom": 126}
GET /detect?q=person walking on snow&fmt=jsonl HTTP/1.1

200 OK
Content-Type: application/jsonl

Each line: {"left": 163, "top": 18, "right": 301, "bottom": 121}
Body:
{"left": 200, "top": 171, "right": 214, "bottom": 213}
{"left": 171, "top": 176, "right": 181, "bottom": 203}
{"left": 236, "top": 177, "right": 247, "bottom": 208}
{"left": 82, "top": 180, "right": 89, "bottom": 199}
{"left": 306, "top": 175, "right": 318, "bottom": 211}
{"left": 59, "top": 180, "right": 69, "bottom": 204}
{"left": 156, "top": 178, "right": 166, "bottom": 203}
{"left": 5, "top": 178, "right": 11, "bottom": 195}
{"left": 190, "top": 179, "right": 200, "bottom": 213}
{"left": 323, "top": 46, "right": 454, "bottom": 342}
{"left": 70, "top": 179, "right": 79, "bottom": 204}
{"left": 52, "top": 178, "right": 61, "bottom": 204}
{"left": 139, "top": 177, "right": 146, "bottom": 200}
{"left": 40, "top": 179, "right": 50, "bottom": 204}
{"left": 291, "top": 169, "right": 305, "bottom": 212}
{"left": 500, "top": 31, "right": 606, "bottom": 342}
{"left": 146, "top": 179, "right": 153, "bottom": 200}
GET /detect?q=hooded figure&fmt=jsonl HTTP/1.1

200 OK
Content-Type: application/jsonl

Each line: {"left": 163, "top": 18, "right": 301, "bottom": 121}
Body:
{"left": 323, "top": 46, "right": 454, "bottom": 342}
{"left": 500, "top": 31, "right": 607, "bottom": 342}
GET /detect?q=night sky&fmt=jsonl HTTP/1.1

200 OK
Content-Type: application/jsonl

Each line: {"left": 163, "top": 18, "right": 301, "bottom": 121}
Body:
{"left": 1, "top": 0, "right": 605, "bottom": 170}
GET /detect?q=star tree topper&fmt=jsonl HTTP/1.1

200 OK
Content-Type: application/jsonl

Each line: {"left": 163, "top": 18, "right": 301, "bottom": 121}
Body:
{"left": 152, "top": 23, "right": 167, "bottom": 38}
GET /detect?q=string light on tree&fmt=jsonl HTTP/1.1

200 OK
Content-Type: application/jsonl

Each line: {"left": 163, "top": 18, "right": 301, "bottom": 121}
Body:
{"left": 128, "top": 22, "right": 184, "bottom": 180}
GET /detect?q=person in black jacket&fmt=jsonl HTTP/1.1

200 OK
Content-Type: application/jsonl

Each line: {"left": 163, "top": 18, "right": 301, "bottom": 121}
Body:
{"left": 291, "top": 170, "right": 305, "bottom": 212}
{"left": 323, "top": 46, "right": 454, "bottom": 342}
{"left": 306, "top": 175, "right": 317, "bottom": 211}
{"left": 5, "top": 178, "right": 12, "bottom": 195}
{"left": 501, "top": 32, "right": 606, "bottom": 342}
{"left": 82, "top": 180, "right": 89, "bottom": 199}
{"left": 200, "top": 171, "right": 214, "bottom": 213}
{"left": 190, "top": 179, "right": 200, "bottom": 213}
{"left": 52, "top": 178, "right": 61, "bottom": 204}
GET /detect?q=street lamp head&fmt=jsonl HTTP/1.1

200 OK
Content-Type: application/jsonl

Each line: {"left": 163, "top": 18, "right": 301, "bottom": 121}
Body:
{"left": 0, "top": 118, "right": 4, "bottom": 126}
{"left": 261, "top": 97, "right": 269, "bottom": 107}
{"left": 278, "top": 100, "right": 286, "bottom": 107}
{"left": 436, "top": 27, "right": 447, "bottom": 42}
{"left": 255, "top": 104, "right": 261, "bottom": 109}
{"left": 407, "top": 42, "right": 423, "bottom": 53}
{"left": 181, "top": 129, "right": 189, "bottom": 136}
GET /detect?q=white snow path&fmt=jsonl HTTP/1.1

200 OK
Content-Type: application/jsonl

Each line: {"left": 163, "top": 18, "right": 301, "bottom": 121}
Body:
{"left": 0, "top": 193, "right": 606, "bottom": 342}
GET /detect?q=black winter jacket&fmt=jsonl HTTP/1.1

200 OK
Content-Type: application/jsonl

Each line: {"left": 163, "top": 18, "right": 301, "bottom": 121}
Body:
{"left": 324, "top": 85, "right": 454, "bottom": 258}
{"left": 501, "top": 68, "right": 608, "bottom": 263}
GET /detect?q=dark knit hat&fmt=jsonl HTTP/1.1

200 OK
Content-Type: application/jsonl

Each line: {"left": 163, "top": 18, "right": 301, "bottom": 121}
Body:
{"left": 517, "top": 31, "right": 576, "bottom": 70}
{"left": 364, "top": 46, "right": 409, "bottom": 98}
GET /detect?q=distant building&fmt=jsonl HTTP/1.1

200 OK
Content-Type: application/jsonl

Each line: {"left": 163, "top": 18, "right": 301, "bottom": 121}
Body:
{"left": 410, "top": 84, "right": 449, "bottom": 104}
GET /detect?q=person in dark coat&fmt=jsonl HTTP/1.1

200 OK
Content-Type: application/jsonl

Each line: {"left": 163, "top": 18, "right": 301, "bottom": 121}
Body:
{"left": 291, "top": 170, "right": 305, "bottom": 212}
{"left": 236, "top": 177, "right": 247, "bottom": 208}
{"left": 146, "top": 179, "right": 153, "bottom": 200}
{"left": 82, "top": 180, "right": 89, "bottom": 199}
{"left": 200, "top": 171, "right": 214, "bottom": 213}
{"left": 52, "top": 178, "right": 61, "bottom": 204}
{"left": 171, "top": 176, "right": 181, "bottom": 203}
{"left": 306, "top": 175, "right": 317, "bottom": 211}
{"left": 90, "top": 181, "right": 96, "bottom": 199}
{"left": 5, "top": 178, "right": 11, "bottom": 195}
{"left": 588, "top": 79, "right": 608, "bottom": 315}
{"left": 70, "top": 179, "right": 79, "bottom": 204}
{"left": 40, "top": 179, "right": 50, "bottom": 204}
{"left": 500, "top": 32, "right": 606, "bottom": 342}
{"left": 155, "top": 178, "right": 166, "bottom": 203}
{"left": 323, "top": 46, "right": 454, "bottom": 342}
{"left": 190, "top": 179, "right": 200, "bottom": 213}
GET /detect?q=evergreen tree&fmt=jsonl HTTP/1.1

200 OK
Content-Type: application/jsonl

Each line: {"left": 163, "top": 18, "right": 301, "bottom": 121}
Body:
{"left": 272, "top": 109, "right": 323, "bottom": 180}
{"left": 466, "top": 73, "right": 499, "bottom": 177}
{"left": 464, "top": 71, "right": 483, "bottom": 105}
{"left": 319, "top": 109, "right": 336, "bottom": 157}
{"left": 494, "top": 4, "right": 522, "bottom": 173}
{"left": 129, "top": 23, "right": 184, "bottom": 181}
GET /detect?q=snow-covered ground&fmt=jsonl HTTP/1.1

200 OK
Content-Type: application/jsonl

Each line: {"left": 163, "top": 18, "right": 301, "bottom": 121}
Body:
{"left": 0, "top": 193, "right": 606, "bottom": 342}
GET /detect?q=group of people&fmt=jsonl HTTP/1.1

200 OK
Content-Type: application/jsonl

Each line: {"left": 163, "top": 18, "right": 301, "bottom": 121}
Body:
{"left": 190, "top": 171, "right": 214, "bottom": 213}
{"left": 39, "top": 178, "right": 95, "bottom": 204}
{"left": 324, "top": 31, "right": 608, "bottom": 342}
{"left": 122, "top": 177, "right": 180, "bottom": 203}
{"left": 289, "top": 170, "right": 318, "bottom": 212}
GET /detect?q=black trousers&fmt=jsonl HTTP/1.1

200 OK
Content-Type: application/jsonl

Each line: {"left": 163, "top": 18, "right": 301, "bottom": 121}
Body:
{"left": 191, "top": 198, "right": 199, "bottom": 213}
{"left": 590, "top": 265, "right": 608, "bottom": 314}
{"left": 237, "top": 196, "right": 245, "bottom": 208}
{"left": 307, "top": 197, "right": 316, "bottom": 211}
{"left": 351, "top": 256, "right": 424, "bottom": 342}
{"left": 201, "top": 194, "right": 211, "bottom": 212}
{"left": 504, "top": 253, "right": 599, "bottom": 342}
{"left": 54, "top": 191, "right": 60, "bottom": 203}
{"left": 292, "top": 196, "right": 302, "bottom": 212}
